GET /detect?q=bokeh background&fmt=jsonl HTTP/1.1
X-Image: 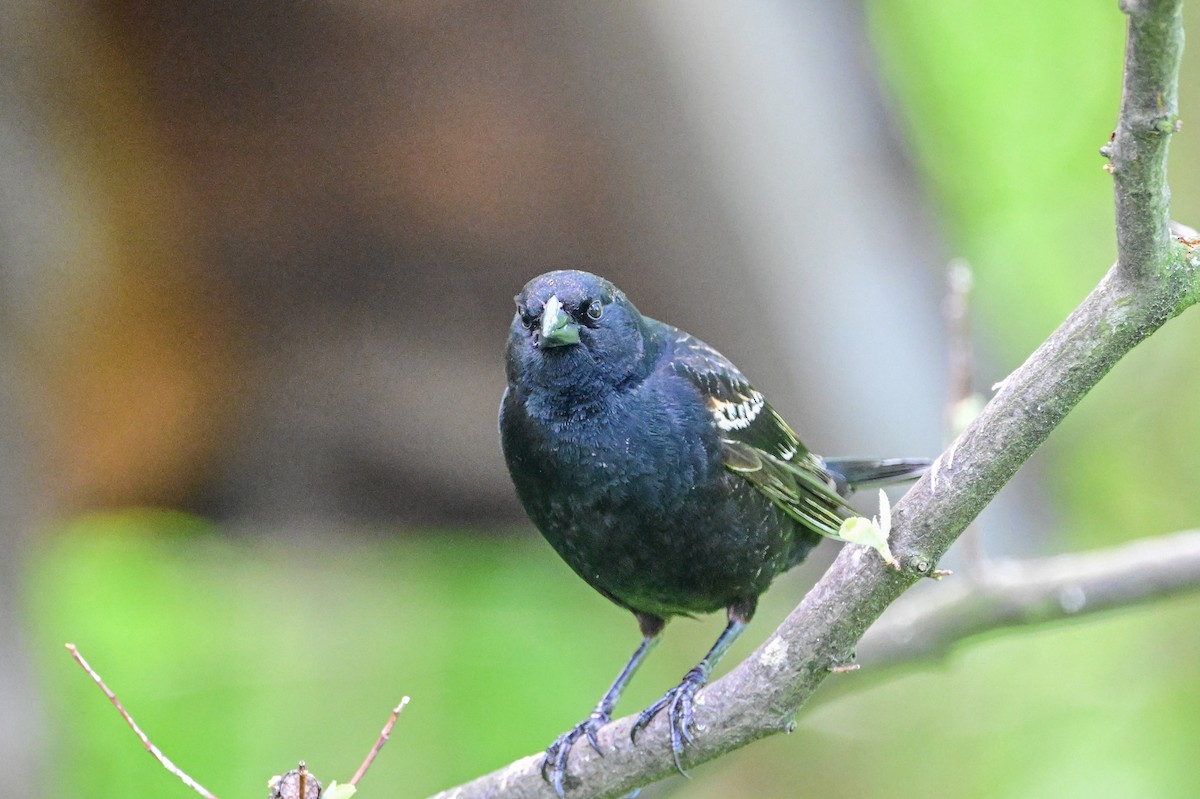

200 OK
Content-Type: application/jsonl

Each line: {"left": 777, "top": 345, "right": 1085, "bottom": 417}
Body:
{"left": 3, "top": 1, "right": 1199, "bottom": 797}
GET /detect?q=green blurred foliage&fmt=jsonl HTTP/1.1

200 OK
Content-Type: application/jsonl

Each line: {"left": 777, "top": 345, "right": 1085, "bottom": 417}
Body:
{"left": 31, "top": 514, "right": 621, "bottom": 798}
{"left": 871, "top": 0, "right": 1124, "bottom": 344}
{"left": 30, "top": 512, "right": 1200, "bottom": 799}
{"left": 869, "top": 0, "right": 1200, "bottom": 555}
{"left": 28, "top": 2, "right": 1200, "bottom": 798}
{"left": 33, "top": 512, "right": 803, "bottom": 798}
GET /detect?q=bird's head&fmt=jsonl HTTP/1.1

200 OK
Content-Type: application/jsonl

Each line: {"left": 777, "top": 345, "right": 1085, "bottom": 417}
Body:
{"left": 506, "top": 270, "right": 654, "bottom": 399}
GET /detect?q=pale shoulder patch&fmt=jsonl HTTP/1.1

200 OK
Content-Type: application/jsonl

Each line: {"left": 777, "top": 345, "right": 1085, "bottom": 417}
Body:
{"left": 709, "top": 390, "right": 765, "bottom": 431}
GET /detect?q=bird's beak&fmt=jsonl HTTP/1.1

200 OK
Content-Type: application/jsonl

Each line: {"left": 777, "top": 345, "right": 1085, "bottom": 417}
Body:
{"left": 539, "top": 294, "right": 580, "bottom": 348}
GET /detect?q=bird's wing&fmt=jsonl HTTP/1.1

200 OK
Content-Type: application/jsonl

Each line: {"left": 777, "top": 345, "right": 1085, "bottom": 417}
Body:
{"left": 668, "top": 331, "right": 853, "bottom": 538}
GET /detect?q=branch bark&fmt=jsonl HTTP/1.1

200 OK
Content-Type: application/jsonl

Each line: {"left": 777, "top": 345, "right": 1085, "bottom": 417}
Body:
{"left": 426, "top": 2, "right": 1195, "bottom": 797}
{"left": 1114, "top": 0, "right": 1184, "bottom": 281}
{"left": 855, "top": 529, "right": 1200, "bottom": 670}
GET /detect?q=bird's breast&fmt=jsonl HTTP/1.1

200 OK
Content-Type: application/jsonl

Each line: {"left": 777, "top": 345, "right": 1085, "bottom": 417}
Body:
{"left": 502, "top": 379, "right": 797, "bottom": 616}
{"left": 503, "top": 381, "right": 712, "bottom": 520}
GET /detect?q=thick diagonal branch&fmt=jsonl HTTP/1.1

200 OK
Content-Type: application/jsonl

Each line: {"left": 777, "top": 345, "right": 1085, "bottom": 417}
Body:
{"left": 423, "top": 2, "right": 1192, "bottom": 797}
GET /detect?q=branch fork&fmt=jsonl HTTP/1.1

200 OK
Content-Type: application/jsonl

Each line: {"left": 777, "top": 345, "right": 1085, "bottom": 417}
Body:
{"left": 427, "top": 2, "right": 1195, "bottom": 797}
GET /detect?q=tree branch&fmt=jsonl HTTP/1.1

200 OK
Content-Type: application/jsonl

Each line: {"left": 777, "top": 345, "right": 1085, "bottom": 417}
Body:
{"left": 424, "top": 2, "right": 1195, "bottom": 797}
{"left": 855, "top": 529, "right": 1200, "bottom": 670}
{"left": 1113, "top": 0, "right": 1184, "bottom": 281}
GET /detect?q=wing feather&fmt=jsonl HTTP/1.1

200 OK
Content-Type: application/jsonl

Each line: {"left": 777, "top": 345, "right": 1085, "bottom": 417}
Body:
{"left": 668, "top": 330, "right": 853, "bottom": 538}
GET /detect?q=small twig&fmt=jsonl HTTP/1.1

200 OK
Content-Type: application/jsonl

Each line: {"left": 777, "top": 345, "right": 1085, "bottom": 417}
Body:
{"left": 786, "top": 529, "right": 1200, "bottom": 716}
{"left": 66, "top": 643, "right": 219, "bottom": 799}
{"left": 944, "top": 259, "right": 975, "bottom": 429}
{"left": 943, "top": 260, "right": 986, "bottom": 576}
{"left": 857, "top": 527, "right": 1200, "bottom": 669}
{"left": 71, "top": 643, "right": 410, "bottom": 796}
{"left": 349, "top": 697, "right": 410, "bottom": 786}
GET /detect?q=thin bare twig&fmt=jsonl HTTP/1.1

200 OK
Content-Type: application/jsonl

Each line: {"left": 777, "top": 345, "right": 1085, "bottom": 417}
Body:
{"left": 71, "top": 643, "right": 410, "bottom": 796}
{"left": 66, "top": 644, "right": 218, "bottom": 799}
{"left": 943, "top": 259, "right": 975, "bottom": 429}
{"left": 794, "top": 528, "right": 1200, "bottom": 712}
{"left": 943, "top": 260, "right": 986, "bottom": 575}
{"left": 857, "top": 528, "right": 1200, "bottom": 669}
{"left": 350, "top": 697, "right": 410, "bottom": 786}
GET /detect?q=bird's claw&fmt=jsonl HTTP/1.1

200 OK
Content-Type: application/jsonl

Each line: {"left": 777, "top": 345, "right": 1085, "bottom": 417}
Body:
{"left": 630, "top": 666, "right": 707, "bottom": 775}
{"left": 540, "top": 711, "right": 610, "bottom": 797}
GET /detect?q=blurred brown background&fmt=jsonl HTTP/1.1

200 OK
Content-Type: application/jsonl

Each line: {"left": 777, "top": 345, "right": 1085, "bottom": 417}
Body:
{"left": 4, "top": 1, "right": 1064, "bottom": 795}
{"left": 12, "top": 1, "right": 944, "bottom": 525}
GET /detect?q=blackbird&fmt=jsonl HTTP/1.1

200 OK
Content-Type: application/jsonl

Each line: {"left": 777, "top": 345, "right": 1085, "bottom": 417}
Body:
{"left": 499, "top": 270, "right": 927, "bottom": 794}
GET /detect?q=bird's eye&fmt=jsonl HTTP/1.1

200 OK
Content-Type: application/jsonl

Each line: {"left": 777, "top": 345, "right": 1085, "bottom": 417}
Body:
{"left": 518, "top": 306, "right": 535, "bottom": 329}
{"left": 586, "top": 300, "right": 603, "bottom": 320}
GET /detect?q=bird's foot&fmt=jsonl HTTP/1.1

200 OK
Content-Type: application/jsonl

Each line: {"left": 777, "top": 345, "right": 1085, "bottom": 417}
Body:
{"left": 540, "top": 711, "right": 610, "bottom": 797}
{"left": 630, "top": 666, "right": 707, "bottom": 775}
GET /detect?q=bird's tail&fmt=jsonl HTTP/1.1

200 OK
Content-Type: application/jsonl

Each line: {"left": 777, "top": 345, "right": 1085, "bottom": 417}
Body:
{"left": 823, "top": 457, "right": 931, "bottom": 495}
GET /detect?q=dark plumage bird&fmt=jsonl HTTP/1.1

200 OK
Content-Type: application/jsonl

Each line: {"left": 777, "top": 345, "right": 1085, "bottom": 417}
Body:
{"left": 499, "top": 270, "right": 928, "bottom": 794}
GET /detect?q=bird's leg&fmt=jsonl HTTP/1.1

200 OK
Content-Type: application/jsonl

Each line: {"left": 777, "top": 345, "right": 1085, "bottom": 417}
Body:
{"left": 630, "top": 602, "right": 753, "bottom": 775}
{"left": 541, "top": 614, "right": 664, "bottom": 797}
